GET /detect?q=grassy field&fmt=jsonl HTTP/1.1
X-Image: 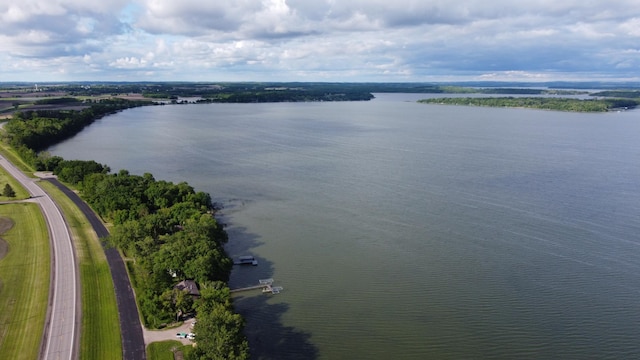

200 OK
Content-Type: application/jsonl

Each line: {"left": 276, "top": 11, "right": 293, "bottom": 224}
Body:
{"left": 0, "top": 140, "right": 36, "bottom": 177}
{"left": 39, "top": 181, "right": 122, "bottom": 360}
{"left": 0, "top": 203, "right": 50, "bottom": 360}
{"left": 147, "top": 340, "right": 192, "bottom": 360}
{"left": 0, "top": 158, "right": 30, "bottom": 201}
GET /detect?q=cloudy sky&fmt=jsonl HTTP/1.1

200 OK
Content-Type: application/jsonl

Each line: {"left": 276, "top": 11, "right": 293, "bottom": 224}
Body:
{"left": 1, "top": 0, "right": 639, "bottom": 82}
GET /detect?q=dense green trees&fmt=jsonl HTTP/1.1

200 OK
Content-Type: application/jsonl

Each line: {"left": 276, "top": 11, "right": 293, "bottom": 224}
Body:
{"left": 3, "top": 99, "right": 151, "bottom": 153}
{"left": 53, "top": 160, "right": 247, "bottom": 357}
{"left": 54, "top": 168, "right": 234, "bottom": 328}
{"left": 198, "top": 89, "right": 374, "bottom": 102}
{"left": 2, "top": 184, "right": 16, "bottom": 197}
{"left": 3, "top": 103, "right": 249, "bottom": 359}
{"left": 189, "top": 285, "right": 249, "bottom": 360}
{"left": 34, "top": 97, "right": 82, "bottom": 105}
{"left": 138, "top": 82, "right": 375, "bottom": 102}
{"left": 418, "top": 97, "right": 640, "bottom": 112}
{"left": 55, "top": 159, "right": 110, "bottom": 184}
{"left": 591, "top": 90, "right": 640, "bottom": 99}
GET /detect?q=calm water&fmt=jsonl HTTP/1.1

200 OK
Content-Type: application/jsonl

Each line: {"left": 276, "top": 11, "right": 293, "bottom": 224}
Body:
{"left": 49, "top": 94, "right": 640, "bottom": 359}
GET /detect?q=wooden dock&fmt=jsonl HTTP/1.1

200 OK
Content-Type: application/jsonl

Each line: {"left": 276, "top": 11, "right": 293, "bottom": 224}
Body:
{"left": 230, "top": 279, "right": 283, "bottom": 294}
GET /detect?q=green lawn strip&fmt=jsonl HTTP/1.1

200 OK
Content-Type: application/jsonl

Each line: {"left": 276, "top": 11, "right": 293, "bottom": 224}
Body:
{"left": 0, "top": 203, "right": 49, "bottom": 360}
{"left": 147, "top": 340, "right": 193, "bottom": 360}
{"left": 124, "top": 260, "right": 147, "bottom": 325}
{"left": 0, "top": 159, "right": 30, "bottom": 201}
{"left": 39, "top": 181, "right": 122, "bottom": 360}
{"left": 0, "top": 141, "right": 35, "bottom": 176}
{"left": 0, "top": 172, "right": 29, "bottom": 200}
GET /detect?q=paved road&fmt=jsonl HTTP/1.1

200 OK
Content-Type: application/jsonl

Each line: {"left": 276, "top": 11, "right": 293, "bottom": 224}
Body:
{"left": 143, "top": 320, "right": 195, "bottom": 346}
{"left": 47, "top": 178, "right": 147, "bottom": 360}
{"left": 0, "top": 155, "right": 79, "bottom": 360}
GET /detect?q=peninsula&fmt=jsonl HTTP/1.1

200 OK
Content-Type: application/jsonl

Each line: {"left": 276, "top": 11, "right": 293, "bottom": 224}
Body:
{"left": 418, "top": 96, "right": 640, "bottom": 112}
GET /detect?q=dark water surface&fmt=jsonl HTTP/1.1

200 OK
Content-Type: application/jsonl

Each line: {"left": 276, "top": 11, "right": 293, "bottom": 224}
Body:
{"left": 49, "top": 94, "right": 640, "bottom": 359}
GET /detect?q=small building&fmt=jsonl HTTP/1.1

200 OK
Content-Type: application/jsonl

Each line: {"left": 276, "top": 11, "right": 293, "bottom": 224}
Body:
{"left": 174, "top": 280, "right": 200, "bottom": 297}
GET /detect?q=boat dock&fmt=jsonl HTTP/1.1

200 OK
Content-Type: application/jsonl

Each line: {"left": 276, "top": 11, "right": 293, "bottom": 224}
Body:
{"left": 233, "top": 255, "right": 258, "bottom": 266}
{"left": 230, "top": 278, "right": 283, "bottom": 294}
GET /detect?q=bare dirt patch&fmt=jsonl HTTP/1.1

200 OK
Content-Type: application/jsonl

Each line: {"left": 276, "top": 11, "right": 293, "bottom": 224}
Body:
{"left": 0, "top": 240, "right": 7, "bottom": 261}
{"left": 0, "top": 91, "right": 67, "bottom": 98}
{"left": 115, "top": 93, "right": 150, "bottom": 101}
{"left": 0, "top": 217, "right": 13, "bottom": 260}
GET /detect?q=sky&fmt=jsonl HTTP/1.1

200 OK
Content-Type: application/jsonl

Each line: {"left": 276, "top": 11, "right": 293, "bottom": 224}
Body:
{"left": 1, "top": 0, "right": 639, "bottom": 82}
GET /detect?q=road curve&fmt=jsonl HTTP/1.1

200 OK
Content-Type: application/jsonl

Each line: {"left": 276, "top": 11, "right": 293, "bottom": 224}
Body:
{"left": 47, "top": 178, "right": 146, "bottom": 360}
{"left": 0, "top": 155, "right": 79, "bottom": 360}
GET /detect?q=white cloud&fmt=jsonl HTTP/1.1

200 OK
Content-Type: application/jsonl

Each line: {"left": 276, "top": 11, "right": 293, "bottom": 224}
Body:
{"left": 479, "top": 71, "right": 553, "bottom": 81}
{"left": 619, "top": 17, "right": 640, "bottom": 37}
{"left": 1, "top": 0, "right": 640, "bottom": 81}
{"left": 110, "top": 56, "right": 149, "bottom": 69}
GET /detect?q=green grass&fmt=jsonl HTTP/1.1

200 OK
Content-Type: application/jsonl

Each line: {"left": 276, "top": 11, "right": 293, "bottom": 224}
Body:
{"left": 0, "top": 137, "right": 121, "bottom": 358}
{"left": 125, "top": 260, "right": 154, "bottom": 328}
{"left": 0, "top": 176, "right": 29, "bottom": 201}
{"left": 0, "top": 140, "right": 35, "bottom": 176}
{"left": 147, "top": 340, "right": 192, "bottom": 360}
{"left": 0, "top": 203, "right": 50, "bottom": 360}
{"left": 0, "top": 158, "right": 30, "bottom": 201}
{"left": 39, "top": 181, "right": 122, "bottom": 360}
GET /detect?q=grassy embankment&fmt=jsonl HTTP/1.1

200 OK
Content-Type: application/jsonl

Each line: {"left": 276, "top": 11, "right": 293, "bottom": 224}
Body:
{"left": 0, "top": 178, "right": 49, "bottom": 360}
{"left": 147, "top": 340, "right": 193, "bottom": 360}
{"left": 0, "top": 141, "right": 36, "bottom": 180}
{"left": 39, "top": 181, "right": 122, "bottom": 359}
{"left": 0, "top": 138, "right": 122, "bottom": 359}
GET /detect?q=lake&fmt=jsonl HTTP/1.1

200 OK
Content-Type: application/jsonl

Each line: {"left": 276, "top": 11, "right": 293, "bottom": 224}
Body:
{"left": 49, "top": 94, "right": 640, "bottom": 359}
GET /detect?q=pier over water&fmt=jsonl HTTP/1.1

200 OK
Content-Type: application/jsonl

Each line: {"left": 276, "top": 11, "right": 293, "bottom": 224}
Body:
{"left": 230, "top": 279, "right": 283, "bottom": 294}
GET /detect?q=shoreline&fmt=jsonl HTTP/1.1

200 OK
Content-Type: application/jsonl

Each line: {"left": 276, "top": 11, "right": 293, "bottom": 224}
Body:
{"left": 417, "top": 96, "right": 639, "bottom": 112}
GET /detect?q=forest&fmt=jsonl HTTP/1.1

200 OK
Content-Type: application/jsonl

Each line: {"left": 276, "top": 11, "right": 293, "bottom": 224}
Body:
{"left": 2, "top": 101, "right": 249, "bottom": 359}
{"left": 3, "top": 98, "right": 151, "bottom": 167}
{"left": 591, "top": 90, "right": 640, "bottom": 99}
{"left": 418, "top": 96, "right": 640, "bottom": 112}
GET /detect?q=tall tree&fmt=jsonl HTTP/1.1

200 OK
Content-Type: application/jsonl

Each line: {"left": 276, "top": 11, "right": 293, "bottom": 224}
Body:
{"left": 189, "top": 303, "right": 249, "bottom": 360}
{"left": 3, "top": 184, "right": 16, "bottom": 197}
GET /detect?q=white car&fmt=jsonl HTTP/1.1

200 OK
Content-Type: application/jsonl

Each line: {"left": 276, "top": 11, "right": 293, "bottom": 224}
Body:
{"left": 187, "top": 333, "right": 196, "bottom": 340}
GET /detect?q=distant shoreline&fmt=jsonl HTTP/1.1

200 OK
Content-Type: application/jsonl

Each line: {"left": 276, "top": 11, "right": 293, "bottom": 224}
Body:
{"left": 418, "top": 96, "right": 640, "bottom": 113}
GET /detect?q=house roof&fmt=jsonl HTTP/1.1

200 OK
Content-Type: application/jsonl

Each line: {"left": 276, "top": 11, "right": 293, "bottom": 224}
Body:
{"left": 174, "top": 279, "right": 200, "bottom": 296}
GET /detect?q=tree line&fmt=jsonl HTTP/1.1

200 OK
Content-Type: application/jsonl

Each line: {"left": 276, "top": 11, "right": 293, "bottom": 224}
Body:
{"left": 591, "top": 90, "right": 640, "bottom": 99}
{"left": 197, "top": 89, "right": 374, "bottom": 102}
{"left": 2, "top": 102, "right": 249, "bottom": 359}
{"left": 418, "top": 97, "right": 640, "bottom": 112}
{"left": 3, "top": 99, "right": 151, "bottom": 168}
